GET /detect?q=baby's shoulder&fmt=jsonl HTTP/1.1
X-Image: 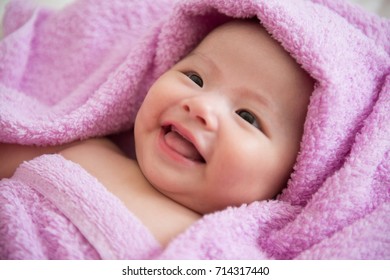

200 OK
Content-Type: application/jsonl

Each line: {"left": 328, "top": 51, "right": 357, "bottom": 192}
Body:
{"left": 60, "top": 137, "right": 123, "bottom": 157}
{"left": 60, "top": 137, "right": 141, "bottom": 187}
{"left": 61, "top": 138, "right": 201, "bottom": 246}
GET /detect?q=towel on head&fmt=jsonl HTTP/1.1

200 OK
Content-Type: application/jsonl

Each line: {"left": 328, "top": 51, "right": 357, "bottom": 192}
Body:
{"left": 1, "top": 0, "right": 389, "bottom": 259}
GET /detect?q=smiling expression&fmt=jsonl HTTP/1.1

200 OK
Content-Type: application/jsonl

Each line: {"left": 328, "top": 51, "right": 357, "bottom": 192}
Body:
{"left": 134, "top": 20, "right": 314, "bottom": 214}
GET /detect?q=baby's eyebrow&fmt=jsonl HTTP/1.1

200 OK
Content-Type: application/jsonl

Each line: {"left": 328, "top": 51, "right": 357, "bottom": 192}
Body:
{"left": 186, "top": 51, "right": 221, "bottom": 76}
{"left": 236, "top": 86, "right": 273, "bottom": 113}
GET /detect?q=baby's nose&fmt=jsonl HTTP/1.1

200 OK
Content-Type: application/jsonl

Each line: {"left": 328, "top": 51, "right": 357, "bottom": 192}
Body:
{"left": 181, "top": 96, "right": 219, "bottom": 131}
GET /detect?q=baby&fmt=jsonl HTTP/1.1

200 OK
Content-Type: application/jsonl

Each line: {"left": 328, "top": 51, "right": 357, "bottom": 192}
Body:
{"left": 0, "top": 20, "right": 313, "bottom": 245}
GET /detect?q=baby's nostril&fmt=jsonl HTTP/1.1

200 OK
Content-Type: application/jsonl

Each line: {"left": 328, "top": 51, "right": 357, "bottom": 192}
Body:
{"left": 196, "top": 116, "right": 207, "bottom": 126}
{"left": 182, "top": 103, "right": 209, "bottom": 127}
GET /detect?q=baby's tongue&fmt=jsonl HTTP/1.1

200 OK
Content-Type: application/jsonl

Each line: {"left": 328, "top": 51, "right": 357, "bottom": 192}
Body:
{"left": 164, "top": 130, "right": 203, "bottom": 162}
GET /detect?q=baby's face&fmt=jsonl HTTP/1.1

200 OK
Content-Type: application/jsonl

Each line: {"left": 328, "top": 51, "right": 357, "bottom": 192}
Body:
{"left": 134, "top": 21, "right": 313, "bottom": 214}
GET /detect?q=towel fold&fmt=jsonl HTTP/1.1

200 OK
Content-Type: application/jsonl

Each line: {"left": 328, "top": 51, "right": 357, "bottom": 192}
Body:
{"left": 0, "top": 155, "right": 161, "bottom": 259}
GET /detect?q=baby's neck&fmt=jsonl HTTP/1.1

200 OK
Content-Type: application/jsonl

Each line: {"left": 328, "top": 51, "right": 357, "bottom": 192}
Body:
{"left": 125, "top": 167, "right": 201, "bottom": 246}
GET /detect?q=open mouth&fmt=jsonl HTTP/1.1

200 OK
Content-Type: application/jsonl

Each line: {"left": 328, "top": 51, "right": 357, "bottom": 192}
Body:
{"left": 162, "top": 125, "right": 205, "bottom": 163}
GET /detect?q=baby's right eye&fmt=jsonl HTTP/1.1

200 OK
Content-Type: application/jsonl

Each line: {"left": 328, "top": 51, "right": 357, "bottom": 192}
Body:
{"left": 186, "top": 73, "right": 203, "bottom": 88}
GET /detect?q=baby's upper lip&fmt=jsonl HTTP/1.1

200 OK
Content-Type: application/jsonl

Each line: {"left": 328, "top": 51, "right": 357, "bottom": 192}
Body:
{"left": 162, "top": 122, "right": 206, "bottom": 163}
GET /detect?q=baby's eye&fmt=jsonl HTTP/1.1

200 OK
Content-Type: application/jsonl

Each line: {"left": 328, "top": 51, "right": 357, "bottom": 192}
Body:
{"left": 186, "top": 73, "right": 203, "bottom": 88}
{"left": 236, "top": 109, "right": 260, "bottom": 129}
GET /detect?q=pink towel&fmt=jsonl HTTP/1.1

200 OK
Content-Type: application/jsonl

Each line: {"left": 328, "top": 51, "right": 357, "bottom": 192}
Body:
{"left": 0, "top": 155, "right": 161, "bottom": 259}
{"left": 1, "top": 0, "right": 389, "bottom": 259}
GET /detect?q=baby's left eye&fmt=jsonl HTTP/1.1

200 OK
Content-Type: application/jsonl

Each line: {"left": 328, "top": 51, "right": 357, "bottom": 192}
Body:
{"left": 236, "top": 109, "right": 260, "bottom": 129}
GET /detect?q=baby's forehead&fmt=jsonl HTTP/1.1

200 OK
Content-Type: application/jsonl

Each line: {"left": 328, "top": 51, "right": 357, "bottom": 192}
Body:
{"left": 186, "top": 22, "right": 306, "bottom": 75}
{"left": 195, "top": 20, "right": 269, "bottom": 49}
{"left": 188, "top": 21, "right": 299, "bottom": 70}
